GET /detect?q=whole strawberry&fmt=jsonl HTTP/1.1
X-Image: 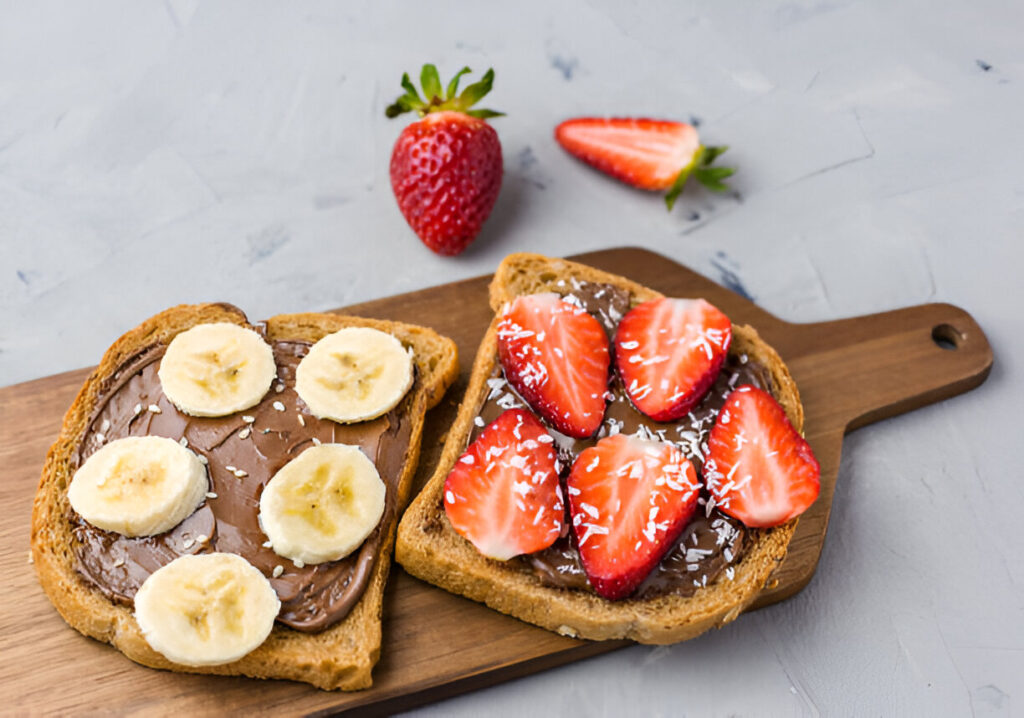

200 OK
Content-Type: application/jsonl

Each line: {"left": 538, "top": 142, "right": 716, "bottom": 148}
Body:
{"left": 386, "top": 65, "right": 504, "bottom": 256}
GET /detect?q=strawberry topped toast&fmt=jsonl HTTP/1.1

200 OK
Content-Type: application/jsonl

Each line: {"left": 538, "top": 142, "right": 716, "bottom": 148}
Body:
{"left": 396, "top": 253, "right": 819, "bottom": 643}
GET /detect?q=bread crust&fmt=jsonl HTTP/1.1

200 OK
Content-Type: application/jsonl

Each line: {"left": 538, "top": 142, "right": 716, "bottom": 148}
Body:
{"left": 396, "top": 253, "right": 804, "bottom": 643}
{"left": 31, "top": 303, "right": 458, "bottom": 690}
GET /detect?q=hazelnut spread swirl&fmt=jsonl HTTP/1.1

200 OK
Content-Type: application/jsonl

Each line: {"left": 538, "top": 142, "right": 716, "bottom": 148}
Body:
{"left": 471, "top": 280, "right": 771, "bottom": 598}
{"left": 70, "top": 338, "right": 412, "bottom": 633}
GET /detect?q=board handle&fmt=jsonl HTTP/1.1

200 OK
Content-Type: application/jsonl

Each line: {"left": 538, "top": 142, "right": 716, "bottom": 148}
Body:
{"left": 782, "top": 303, "right": 993, "bottom": 433}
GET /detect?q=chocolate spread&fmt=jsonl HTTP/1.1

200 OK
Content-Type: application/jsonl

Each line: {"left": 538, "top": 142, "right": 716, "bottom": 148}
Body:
{"left": 70, "top": 338, "right": 412, "bottom": 633}
{"left": 470, "top": 279, "right": 772, "bottom": 598}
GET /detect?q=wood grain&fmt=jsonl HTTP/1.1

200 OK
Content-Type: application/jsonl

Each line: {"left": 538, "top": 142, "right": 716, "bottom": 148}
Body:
{"left": 1, "top": 248, "right": 992, "bottom": 715}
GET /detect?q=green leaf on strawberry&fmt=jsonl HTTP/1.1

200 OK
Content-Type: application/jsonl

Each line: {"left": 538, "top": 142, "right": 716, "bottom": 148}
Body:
{"left": 385, "top": 73, "right": 427, "bottom": 118}
{"left": 386, "top": 64, "right": 504, "bottom": 119}
{"left": 420, "top": 64, "right": 442, "bottom": 100}
{"left": 445, "top": 66, "right": 472, "bottom": 99}
{"left": 664, "top": 145, "right": 734, "bottom": 210}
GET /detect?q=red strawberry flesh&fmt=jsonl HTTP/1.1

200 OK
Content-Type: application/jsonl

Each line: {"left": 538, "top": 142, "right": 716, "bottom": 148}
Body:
{"left": 497, "top": 293, "right": 610, "bottom": 438}
{"left": 567, "top": 433, "right": 699, "bottom": 600}
{"left": 615, "top": 297, "right": 732, "bottom": 422}
{"left": 554, "top": 118, "right": 700, "bottom": 190}
{"left": 444, "top": 408, "right": 564, "bottom": 560}
{"left": 705, "top": 385, "right": 820, "bottom": 528}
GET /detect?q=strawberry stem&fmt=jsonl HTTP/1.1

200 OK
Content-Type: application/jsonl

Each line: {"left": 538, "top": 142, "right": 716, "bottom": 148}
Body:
{"left": 664, "top": 144, "right": 735, "bottom": 210}
{"left": 386, "top": 65, "right": 504, "bottom": 120}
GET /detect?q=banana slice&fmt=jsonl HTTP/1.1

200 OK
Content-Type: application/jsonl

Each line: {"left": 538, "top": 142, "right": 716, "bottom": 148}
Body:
{"left": 134, "top": 553, "right": 280, "bottom": 666}
{"left": 68, "top": 435, "right": 208, "bottom": 537}
{"left": 295, "top": 327, "right": 413, "bottom": 423}
{"left": 158, "top": 322, "right": 276, "bottom": 417}
{"left": 258, "top": 444, "right": 386, "bottom": 565}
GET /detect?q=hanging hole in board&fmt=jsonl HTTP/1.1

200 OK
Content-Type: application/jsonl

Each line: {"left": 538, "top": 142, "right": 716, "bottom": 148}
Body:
{"left": 932, "top": 324, "right": 963, "bottom": 351}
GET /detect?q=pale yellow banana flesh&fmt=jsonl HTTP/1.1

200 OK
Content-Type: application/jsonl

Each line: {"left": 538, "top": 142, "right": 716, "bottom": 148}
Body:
{"left": 158, "top": 323, "right": 276, "bottom": 417}
{"left": 134, "top": 553, "right": 280, "bottom": 666}
{"left": 258, "top": 443, "right": 386, "bottom": 565}
{"left": 67, "top": 435, "right": 208, "bottom": 537}
{"left": 295, "top": 327, "right": 413, "bottom": 423}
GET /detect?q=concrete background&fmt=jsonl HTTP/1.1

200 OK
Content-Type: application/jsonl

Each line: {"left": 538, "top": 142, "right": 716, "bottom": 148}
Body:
{"left": 2, "top": 1, "right": 1021, "bottom": 714}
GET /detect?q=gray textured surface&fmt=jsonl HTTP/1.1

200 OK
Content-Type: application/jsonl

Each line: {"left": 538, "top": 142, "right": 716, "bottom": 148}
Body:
{"left": 2, "top": 1, "right": 1022, "bottom": 715}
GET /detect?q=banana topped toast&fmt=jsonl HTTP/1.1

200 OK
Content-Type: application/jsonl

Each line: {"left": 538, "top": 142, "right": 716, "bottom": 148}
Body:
{"left": 32, "top": 303, "right": 457, "bottom": 690}
{"left": 396, "top": 254, "right": 819, "bottom": 643}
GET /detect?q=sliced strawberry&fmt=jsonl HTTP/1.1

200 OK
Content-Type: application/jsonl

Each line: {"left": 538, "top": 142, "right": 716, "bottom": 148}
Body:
{"left": 444, "top": 408, "right": 564, "bottom": 560}
{"left": 554, "top": 117, "right": 734, "bottom": 209}
{"left": 705, "top": 385, "right": 820, "bottom": 528}
{"left": 567, "top": 434, "right": 699, "bottom": 600}
{"left": 615, "top": 297, "right": 732, "bottom": 422}
{"left": 497, "top": 293, "right": 610, "bottom": 438}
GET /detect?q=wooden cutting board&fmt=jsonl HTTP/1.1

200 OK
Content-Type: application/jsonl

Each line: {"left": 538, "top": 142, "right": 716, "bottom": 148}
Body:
{"left": 1, "top": 248, "right": 992, "bottom": 715}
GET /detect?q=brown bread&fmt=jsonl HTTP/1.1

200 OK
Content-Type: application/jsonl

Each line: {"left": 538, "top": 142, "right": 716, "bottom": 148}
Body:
{"left": 31, "top": 303, "right": 458, "bottom": 690}
{"left": 396, "top": 253, "right": 804, "bottom": 643}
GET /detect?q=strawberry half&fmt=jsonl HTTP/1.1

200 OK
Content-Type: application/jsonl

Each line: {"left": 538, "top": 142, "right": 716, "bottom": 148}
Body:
{"left": 497, "top": 293, "right": 610, "bottom": 438}
{"left": 567, "top": 434, "right": 699, "bottom": 600}
{"left": 554, "top": 117, "right": 734, "bottom": 209}
{"left": 615, "top": 297, "right": 732, "bottom": 422}
{"left": 705, "top": 385, "right": 820, "bottom": 528}
{"left": 444, "top": 408, "right": 563, "bottom": 560}
{"left": 387, "top": 65, "right": 504, "bottom": 255}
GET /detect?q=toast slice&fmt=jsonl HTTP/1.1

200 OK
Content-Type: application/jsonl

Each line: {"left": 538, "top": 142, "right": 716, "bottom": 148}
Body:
{"left": 31, "top": 303, "right": 458, "bottom": 690}
{"left": 396, "top": 253, "right": 804, "bottom": 643}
